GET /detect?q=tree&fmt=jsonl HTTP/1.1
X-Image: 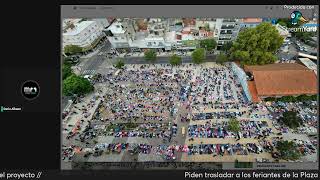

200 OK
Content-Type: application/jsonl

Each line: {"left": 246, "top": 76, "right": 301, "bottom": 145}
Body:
{"left": 169, "top": 54, "right": 182, "bottom": 66}
{"left": 228, "top": 118, "right": 240, "bottom": 133}
{"left": 62, "top": 63, "right": 73, "bottom": 80}
{"left": 64, "top": 45, "right": 83, "bottom": 55}
{"left": 216, "top": 53, "right": 228, "bottom": 64}
{"left": 204, "top": 23, "right": 210, "bottom": 31}
{"left": 276, "top": 18, "right": 303, "bottom": 28}
{"left": 293, "top": 31, "right": 314, "bottom": 43}
{"left": 63, "top": 74, "right": 94, "bottom": 96}
{"left": 278, "top": 21, "right": 288, "bottom": 28}
{"left": 199, "top": 39, "right": 217, "bottom": 51}
{"left": 144, "top": 49, "right": 157, "bottom": 63}
{"left": 230, "top": 22, "right": 284, "bottom": 65}
{"left": 276, "top": 140, "right": 301, "bottom": 161}
{"left": 191, "top": 48, "right": 206, "bottom": 64}
{"left": 221, "top": 41, "right": 233, "bottom": 53}
{"left": 280, "top": 111, "right": 302, "bottom": 129}
{"left": 114, "top": 58, "right": 125, "bottom": 69}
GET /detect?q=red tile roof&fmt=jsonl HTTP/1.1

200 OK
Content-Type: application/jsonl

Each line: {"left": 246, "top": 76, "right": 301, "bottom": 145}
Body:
{"left": 244, "top": 63, "right": 308, "bottom": 72}
{"left": 247, "top": 81, "right": 261, "bottom": 103}
{"left": 242, "top": 18, "right": 263, "bottom": 23}
{"left": 244, "top": 63, "right": 317, "bottom": 98}
{"left": 252, "top": 70, "right": 317, "bottom": 96}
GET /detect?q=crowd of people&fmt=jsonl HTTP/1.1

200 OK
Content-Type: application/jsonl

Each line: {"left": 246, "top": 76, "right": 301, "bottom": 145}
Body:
{"left": 103, "top": 122, "right": 178, "bottom": 139}
{"left": 192, "top": 111, "right": 246, "bottom": 120}
{"left": 188, "top": 120, "right": 272, "bottom": 139}
{"left": 186, "top": 143, "right": 264, "bottom": 156}
{"left": 189, "top": 66, "right": 247, "bottom": 112}
{"left": 92, "top": 67, "right": 193, "bottom": 124}
{"left": 62, "top": 62, "right": 317, "bottom": 164}
{"left": 267, "top": 101, "right": 318, "bottom": 134}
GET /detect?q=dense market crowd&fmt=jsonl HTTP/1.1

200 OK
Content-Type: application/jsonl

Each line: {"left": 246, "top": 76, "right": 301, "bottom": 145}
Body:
{"left": 62, "top": 63, "right": 317, "bottom": 164}
{"left": 267, "top": 101, "right": 318, "bottom": 134}
{"left": 188, "top": 120, "right": 272, "bottom": 139}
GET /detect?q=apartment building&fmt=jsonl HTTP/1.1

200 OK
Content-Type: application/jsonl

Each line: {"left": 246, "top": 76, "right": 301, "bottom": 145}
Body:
{"left": 239, "top": 18, "right": 263, "bottom": 29}
{"left": 215, "top": 18, "right": 240, "bottom": 50}
{"left": 63, "top": 20, "right": 104, "bottom": 49}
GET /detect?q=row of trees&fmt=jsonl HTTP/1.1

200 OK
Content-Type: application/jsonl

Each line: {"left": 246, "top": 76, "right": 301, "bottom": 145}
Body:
{"left": 143, "top": 48, "right": 229, "bottom": 65}
{"left": 264, "top": 95, "right": 317, "bottom": 103}
{"left": 143, "top": 22, "right": 284, "bottom": 66}
{"left": 66, "top": 22, "right": 284, "bottom": 66}
{"left": 64, "top": 45, "right": 83, "bottom": 55}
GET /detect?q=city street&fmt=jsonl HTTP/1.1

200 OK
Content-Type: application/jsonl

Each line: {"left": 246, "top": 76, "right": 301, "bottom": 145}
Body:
{"left": 74, "top": 40, "right": 218, "bottom": 76}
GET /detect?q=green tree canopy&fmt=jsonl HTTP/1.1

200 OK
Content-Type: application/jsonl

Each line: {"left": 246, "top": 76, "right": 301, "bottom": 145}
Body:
{"left": 276, "top": 140, "right": 301, "bottom": 161}
{"left": 144, "top": 49, "right": 157, "bottom": 63}
{"left": 63, "top": 74, "right": 94, "bottom": 96}
{"left": 62, "top": 63, "right": 73, "bottom": 80}
{"left": 228, "top": 118, "right": 241, "bottom": 133}
{"left": 204, "top": 23, "right": 210, "bottom": 31}
{"left": 221, "top": 41, "right": 233, "bottom": 53}
{"left": 230, "top": 22, "right": 284, "bottom": 65}
{"left": 293, "top": 31, "right": 314, "bottom": 43}
{"left": 216, "top": 53, "right": 228, "bottom": 64}
{"left": 114, "top": 58, "right": 125, "bottom": 69}
{"left": 276, "top": 18, "right": 303, "bottom": 28}
{"left": 169, "top": 54, "right": 182, "bottom": 66}
{"left": 191, "top": 48, "right": 206, "bottom": 64}
{"left": 199, "top": 38, "right": 217, "bottom": 51}
{"left": 280, "top": 111, "right": 302, "bottom": 129}
{"left": 64, "top": 45, "right": 83, "bottom": 55}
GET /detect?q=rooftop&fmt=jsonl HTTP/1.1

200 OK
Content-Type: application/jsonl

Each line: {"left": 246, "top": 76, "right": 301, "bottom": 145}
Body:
{"left": 244, "top": 63, "right": 317, "bottom": 97}
{"left": 165, "top": 31, "right": 177, "bottom": 42}
{"left": 241, "top": 18, "right": 263, "bottom": 23}
{"left": 107, "top": 22, "right": 125, "bottom": 34}
{"left": 298, "top": 58, "right": 317, "bottom": 71}
{"left": 247, "top": 81, "right": 261, "bottom": 103}
{"left": 63, "top": 21, "right": 95, "bottom": 36}
{"left": 252, "top": 70, "right": 317, "bottom": 96}
{"left": 244, "top": 63, "right": 308, "bottom": 72}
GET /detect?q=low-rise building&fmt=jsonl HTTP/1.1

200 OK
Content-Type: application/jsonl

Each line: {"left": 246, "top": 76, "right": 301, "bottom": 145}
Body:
{"left": 239, "top": 18, "right": 263, "bottom": 29}
{"left": 275, "top": 24, "right": 291, "bottom": 38}
{"left": 244, "top": 63, "right": 317, "bottom": 102}
{"left": 298, "top": 58, "right": 317, "bottom": 75}
{"left": 106, "top": 21, "right": 130, "bottom": 49}
{"left": 63, "top": 20, "right": 104, "bottom": 50}
{"left": 92, "top": 18, "right": 110, "bottom": 30}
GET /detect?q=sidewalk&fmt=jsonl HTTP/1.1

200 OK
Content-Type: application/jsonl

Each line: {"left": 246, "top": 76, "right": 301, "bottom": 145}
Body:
{"left": 117, "top": 51, "right": 194, "bottom": 58}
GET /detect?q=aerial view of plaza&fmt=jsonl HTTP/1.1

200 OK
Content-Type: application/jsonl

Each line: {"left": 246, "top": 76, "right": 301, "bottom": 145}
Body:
{"left": 61, "top": 16, "right": 318, "bottom": 169}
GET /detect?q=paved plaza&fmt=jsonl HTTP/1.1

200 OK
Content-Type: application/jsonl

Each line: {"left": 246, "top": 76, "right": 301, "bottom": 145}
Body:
{"left": 62, "top": 62, "right": 317, "bottom": 167}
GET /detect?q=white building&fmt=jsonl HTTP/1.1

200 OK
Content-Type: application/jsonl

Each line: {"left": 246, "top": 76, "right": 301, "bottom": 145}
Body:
{"left": 106, "top": 21, "right": 130, "bottom": 48}
{"left": 215, "top": 18, "right": 240, "bottom": 49}
{"left": 239, "top": 18, "right": 263, "bottom": 29}
{"left": 63, "top": 20, "right": 104, "bottom": 49}
{"left": 275, "top": 24, "right": 291, "bottom": 38}
{"left": 298, "top": 58, "right": 317, "bottom": 75}
{"left": 92, "top": 18, "right": 110, "bottom": 30}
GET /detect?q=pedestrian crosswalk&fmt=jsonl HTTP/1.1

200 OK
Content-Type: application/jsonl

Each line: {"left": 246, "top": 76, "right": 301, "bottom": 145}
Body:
{"left": 81, "top": 69, "right": 96, "bottom": 75}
